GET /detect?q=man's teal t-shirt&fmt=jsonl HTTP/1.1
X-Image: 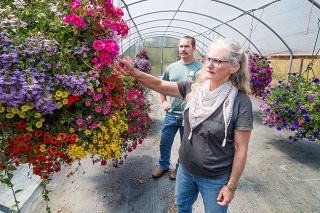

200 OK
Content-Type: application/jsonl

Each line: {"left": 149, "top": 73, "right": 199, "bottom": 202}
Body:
{"left": 161, "top": 60, "right": 202, "bottom": 117}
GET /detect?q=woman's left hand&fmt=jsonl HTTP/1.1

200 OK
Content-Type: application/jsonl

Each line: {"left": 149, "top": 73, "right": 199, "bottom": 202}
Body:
{"left": 216, "top": 186, "right": 235, "bottom": 206}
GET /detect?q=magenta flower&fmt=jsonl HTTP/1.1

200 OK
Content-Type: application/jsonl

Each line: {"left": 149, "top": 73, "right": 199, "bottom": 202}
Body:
{"left": 93, "top": 40, "right": 105, "bottom": 50}
{"left": 95, "top": 106, "right": 102, "bottom": 113}
{"left": 101, "top": 159, "right": 107, "bottom": 166}
{"left": 76, "top": 118, "right": 83, "bottom": 127}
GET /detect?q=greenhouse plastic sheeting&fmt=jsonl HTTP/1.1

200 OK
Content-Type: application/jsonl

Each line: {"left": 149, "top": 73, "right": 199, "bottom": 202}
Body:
{"left": 117, "top": 0, "right": 320, "bottom": 56}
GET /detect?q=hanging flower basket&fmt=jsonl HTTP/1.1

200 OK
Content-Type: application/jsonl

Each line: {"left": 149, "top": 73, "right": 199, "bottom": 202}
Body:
{"left": 0, "top": 0, "right": 152, "bottom": 211}
{"left": 248, "top": 52, "right": 273, "bottom": 97}
{"left": 260, "top": 73, "right": 319, "bottom": 143}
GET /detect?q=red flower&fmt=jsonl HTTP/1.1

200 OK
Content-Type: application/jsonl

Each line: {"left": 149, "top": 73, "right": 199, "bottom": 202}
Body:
{"left": 48, "top": 146, "right": 58, "bottom": 155}
{"left": 15, "top": 121, "right": 26, "bottom": 131}
{"left": 1, "top": 123, "right": 9, "bottom": 129}
{"left": 25, "top": 133, "right": 32, "bottom": 140}
{"left": 0, "top": 163, "right": 7, "bottom": 169}
{"left": 102, "top": 76, "right": 109, "bottom": 83}
{"left": 35, "top": 130, "right": 43, "bottom": 138}
{"left": 71, "top": 134, "right": 78, "bottom": 141}
{"left": 36, "top": 155, "right": 46, "bottom": 162}
{"left": 67, "top": 95, "right": 81, "bottom": 105}
{"left": 108, "top": 83, "right": 115, "bottom": 90}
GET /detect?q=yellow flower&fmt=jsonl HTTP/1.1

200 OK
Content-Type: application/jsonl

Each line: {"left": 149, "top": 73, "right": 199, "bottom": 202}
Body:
{"left": 61, "top": 91, "right": 68, "bottom": 98}
{"left": 97, "top": 88, "right": 102, "bottom": 93}
{"left": 67, "top": 144, "right": 87, "bottom": 159}
{"left": 40, "top": 144, "right": 46, "bottom": 153}
{"left": 55, "top": 90, "right": 62, "bottom": 97}
{"left": 19, "top": 112, "right": 26, "bottom": 118}
{"left": 55, "top": 96, "right": 61, "bottom": 100}
{"left": 90, "top": 88, "right": 94, "bottom": 92}
{"left": 69, "top": 128, "right": 75, "bottom": 133}
{"left": 12, "top": 108, "right": 20, "bottom": 114}
{"left": 62, "top": 99, "right": 68, "bottom": 105}
{"left": 85, "top": 129, "right": 91, "bottom": 135}
{"left": 36, "top": 121, "right": 43, "bottom": 128}
{"left": 57, "top": 102, "right": 63, "bottom": 108}
{"left": 34, "top": 113, "right": 42, "bottom": 118}
{"left": 5, "top": 113, "right": 14, "bottom": 119}
{"left": 21, "top": 105, "right": 29, "bottom": 112}
{"left": 0, "top": 107, "right": 5, "bottom": 113}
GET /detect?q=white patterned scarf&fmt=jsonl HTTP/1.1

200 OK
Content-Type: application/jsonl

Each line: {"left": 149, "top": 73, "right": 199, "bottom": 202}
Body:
{"left": 185, "top": 80, "right": 238, "bottom": 147}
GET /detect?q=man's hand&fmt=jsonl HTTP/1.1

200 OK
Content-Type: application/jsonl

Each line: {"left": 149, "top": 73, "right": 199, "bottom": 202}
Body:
{"left": 216, "top": 185, "right": 235, "bottom": 206}
{"left": 162, "top": 101, "right": 172, "bottom": 112}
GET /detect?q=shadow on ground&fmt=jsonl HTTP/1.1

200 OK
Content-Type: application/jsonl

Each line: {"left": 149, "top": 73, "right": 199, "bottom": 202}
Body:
{"left": 90, "top": 155, "right": 176, "bottom": 213}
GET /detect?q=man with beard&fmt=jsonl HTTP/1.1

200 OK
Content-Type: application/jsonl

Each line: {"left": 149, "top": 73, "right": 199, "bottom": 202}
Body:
{"left": 152, "top": 36, "right": 202, "bottom": 180}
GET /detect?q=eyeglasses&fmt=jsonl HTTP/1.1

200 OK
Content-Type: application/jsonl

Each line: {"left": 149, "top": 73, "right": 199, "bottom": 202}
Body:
{"left": 206, "top": 57, "right": 230, "bottom": 66}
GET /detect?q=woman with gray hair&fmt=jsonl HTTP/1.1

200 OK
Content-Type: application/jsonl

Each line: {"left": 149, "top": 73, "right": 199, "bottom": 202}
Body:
{"left": 117, "top": 38, "right": 253, "bottom": 213}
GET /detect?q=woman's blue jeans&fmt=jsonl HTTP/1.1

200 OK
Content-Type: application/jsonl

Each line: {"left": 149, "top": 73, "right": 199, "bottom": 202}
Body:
{"left": 159, "top": 112, "right": 184, "bottom": 170}
{"left": 175, "top": 165, "right": 229, "bottom": 213}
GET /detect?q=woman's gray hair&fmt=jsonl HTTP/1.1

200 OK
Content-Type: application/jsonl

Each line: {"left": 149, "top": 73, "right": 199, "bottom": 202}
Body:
{"left": 191, "top": 38, "right": 251, "bottom": 96}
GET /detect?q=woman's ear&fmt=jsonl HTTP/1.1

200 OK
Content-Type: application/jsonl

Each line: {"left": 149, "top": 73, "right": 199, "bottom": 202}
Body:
{"left": 230, "top": 63, "right": 240, "bottom": 74}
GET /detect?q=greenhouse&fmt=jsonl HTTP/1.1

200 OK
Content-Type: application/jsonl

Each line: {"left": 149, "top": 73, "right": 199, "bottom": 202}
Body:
{"left": 0, "top": 0, "right": 319, "bottom": 213}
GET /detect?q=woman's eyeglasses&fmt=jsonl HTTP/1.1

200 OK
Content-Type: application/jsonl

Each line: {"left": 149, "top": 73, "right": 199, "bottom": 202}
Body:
{"left": 206, "top": 57, "right": 230, "bottom": 66}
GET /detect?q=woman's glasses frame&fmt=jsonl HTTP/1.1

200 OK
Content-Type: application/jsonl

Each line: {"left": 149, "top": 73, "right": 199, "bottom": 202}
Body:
{"left": 206, "top": 57, "right": 230, "bottom": 66}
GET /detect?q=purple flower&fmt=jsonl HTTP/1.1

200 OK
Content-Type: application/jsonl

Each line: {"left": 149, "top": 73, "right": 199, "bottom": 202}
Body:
{"left": 299, "top": 109, "right": 307, "bottom": 114}
{"left": 303, "top": 116, "right": 311, "bottom": 121}
{"left": 309, "top": 96, "right": 315, "bottom": 101}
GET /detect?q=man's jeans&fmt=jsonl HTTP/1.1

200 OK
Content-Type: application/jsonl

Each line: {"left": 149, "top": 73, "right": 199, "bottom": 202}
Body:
{"left": 175, "top": 165, "right": 229, "bottom": 213}
{"left": 159, "top": 112, "right": 184, "bottom": 170}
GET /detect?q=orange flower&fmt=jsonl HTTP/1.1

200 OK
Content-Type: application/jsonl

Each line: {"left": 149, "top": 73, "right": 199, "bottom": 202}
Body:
{"left": 25, "top": 133, "right": 32, "bottom": 140}
{"left": 48, "top": 146, "right": 58, "bottom": 155}
{"left": 71, "top": 134, "right": 78, "bottom": 141}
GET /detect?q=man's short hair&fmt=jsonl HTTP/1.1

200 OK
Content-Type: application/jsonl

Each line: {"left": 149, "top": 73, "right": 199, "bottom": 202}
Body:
{"left": 181, "top": 35, "right": 196, "bottom": 48}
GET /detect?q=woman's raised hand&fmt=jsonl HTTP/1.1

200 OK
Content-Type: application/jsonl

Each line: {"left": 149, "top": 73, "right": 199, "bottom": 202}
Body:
{"left": 116, "top": 56, "right": 136, "bottom": 76}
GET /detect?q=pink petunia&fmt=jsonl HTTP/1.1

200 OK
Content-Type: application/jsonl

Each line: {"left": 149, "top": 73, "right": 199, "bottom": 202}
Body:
{"left": 76, "top": 118, "right": 83, "bottom": 127}
{"left": 133, "top": 109, "right": 140, "bottom": 116}
{"left": 95, "top": 106, "right": 102, "bottom": 113}
{"left": 129, "top": 125, "right": 135, "bottom": 132}
{"left": 85, "top": 100, "right": 91, "bottom": 107}
{"left": 93, "top": 40, "right": 106, "bottom": 50}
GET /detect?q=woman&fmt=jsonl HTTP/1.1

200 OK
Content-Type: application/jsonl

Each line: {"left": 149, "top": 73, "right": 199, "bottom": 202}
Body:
{"left": 117, "top": 38, "right": 253, "bottom": 213}
{"left": 133, "top": 48, "right": 152, "bottom": 74}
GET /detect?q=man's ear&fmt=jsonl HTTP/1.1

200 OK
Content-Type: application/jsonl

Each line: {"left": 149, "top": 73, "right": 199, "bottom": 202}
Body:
{"left": 230, "top": 63, "right": 240, "bottom": 74}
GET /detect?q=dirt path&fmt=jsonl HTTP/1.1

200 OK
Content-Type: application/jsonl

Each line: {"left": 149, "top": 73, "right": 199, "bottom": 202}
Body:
{"left": 21, "top": 92, "right": 320, "bottom": 213}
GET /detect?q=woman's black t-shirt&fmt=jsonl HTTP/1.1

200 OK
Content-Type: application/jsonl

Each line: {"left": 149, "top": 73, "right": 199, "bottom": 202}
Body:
{"left": 177, "top": 81, "right": 253, "bottom": 178}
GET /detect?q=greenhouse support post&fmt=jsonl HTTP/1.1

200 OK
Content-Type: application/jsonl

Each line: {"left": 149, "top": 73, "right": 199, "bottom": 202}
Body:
{"left": 298, "top": 58, "right": 304, "bottom": 76}
{"left": 286, "top": 54, "right": 293, "bottom": 84}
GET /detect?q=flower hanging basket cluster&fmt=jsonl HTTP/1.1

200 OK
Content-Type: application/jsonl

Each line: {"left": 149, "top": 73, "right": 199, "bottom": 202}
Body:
{"left": 248, "top": 52, "right": 273, "bottom": 97}
{"left": 260, "top": 73, "right": 319, "bottom": 143}
{"left": 0, "top": 0, "right": 152, "bottom": 211}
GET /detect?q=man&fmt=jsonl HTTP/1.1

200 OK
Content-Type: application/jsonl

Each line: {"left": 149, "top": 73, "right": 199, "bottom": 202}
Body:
{"left": 152, "top": 36, "right": 202, "bottom": 180}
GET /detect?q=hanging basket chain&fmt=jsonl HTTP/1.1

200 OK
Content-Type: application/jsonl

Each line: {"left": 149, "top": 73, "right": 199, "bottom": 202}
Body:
{"left": 302, "top": 18, "right": 320, "bottom": 80}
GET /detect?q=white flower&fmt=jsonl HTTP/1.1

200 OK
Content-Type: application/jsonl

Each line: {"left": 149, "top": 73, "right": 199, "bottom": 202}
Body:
{"left": 49, "top": 3, "right": 57, "bottom": 13}
{"left": 13, "top": 0, "right": 26, "bottom": 10}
